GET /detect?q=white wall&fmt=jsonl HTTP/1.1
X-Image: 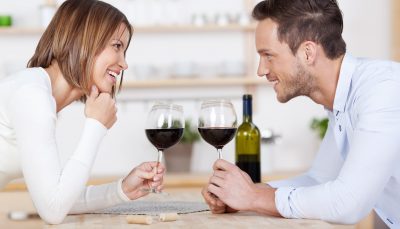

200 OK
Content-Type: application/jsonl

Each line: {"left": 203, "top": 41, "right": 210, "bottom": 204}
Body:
{"left": 338, "top": 0, "right": 392, "bottom": 59}
{"left": 0, "top": 0, "right": 394, "bottom": 177}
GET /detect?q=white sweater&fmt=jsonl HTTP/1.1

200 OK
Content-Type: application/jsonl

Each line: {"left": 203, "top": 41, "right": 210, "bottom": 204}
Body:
{"left": 0, "top": 68, "right": 130, "bottom": 224}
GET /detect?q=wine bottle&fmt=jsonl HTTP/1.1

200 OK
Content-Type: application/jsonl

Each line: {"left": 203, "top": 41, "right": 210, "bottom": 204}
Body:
{"left": 235, "top": 94, "right": 261, "bottom": 183}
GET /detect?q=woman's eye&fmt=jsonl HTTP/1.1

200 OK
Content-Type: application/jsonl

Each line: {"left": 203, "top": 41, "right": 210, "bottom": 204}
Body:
{"left": 113, "top": 43, "right": 122, "bottom": 50}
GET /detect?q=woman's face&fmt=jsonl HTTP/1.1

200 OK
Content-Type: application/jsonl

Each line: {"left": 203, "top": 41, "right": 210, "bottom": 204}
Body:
{"left": 92, "top": 23, "right": 129, "bottom": 94}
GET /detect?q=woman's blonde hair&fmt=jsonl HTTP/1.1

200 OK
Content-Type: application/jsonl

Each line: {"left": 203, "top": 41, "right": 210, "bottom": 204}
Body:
{"left": 28, "top": 0, "right": 133, "bottom": 99}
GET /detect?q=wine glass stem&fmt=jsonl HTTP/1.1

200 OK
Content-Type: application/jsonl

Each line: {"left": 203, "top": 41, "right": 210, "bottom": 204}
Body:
{"left": 147, "top": 149, "right": 163, "bottom": 193}
{"left": 217, "top": 148, "right": 222, "bottom": 159}
{"left": 157, "top": 149, "right": 163, "bottom": 171}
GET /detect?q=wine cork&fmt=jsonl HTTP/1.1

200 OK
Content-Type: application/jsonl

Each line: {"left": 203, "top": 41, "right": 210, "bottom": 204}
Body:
{"left": 126, "top": 215, "right": 153, "bottom": 225}
{"left": 159, "top": 213, "right": 179, "bottom": 222}
{"left": 8, "top": 211, "right": 40, "bottom": 221}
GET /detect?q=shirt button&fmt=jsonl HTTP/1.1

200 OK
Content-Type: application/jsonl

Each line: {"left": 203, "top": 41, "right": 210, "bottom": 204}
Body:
{"left": 339, "top": 125, "right": 342, "bottom": 132}
{"left": 386, "top": 218, "right": 393, "bottom": 224}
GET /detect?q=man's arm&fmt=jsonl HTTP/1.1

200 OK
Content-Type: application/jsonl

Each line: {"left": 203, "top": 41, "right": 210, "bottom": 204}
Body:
{"left": 269, "top": 116, "right": 343, "bottom": 188}
{"left": 203, "top": 113, "right": 343, "bottom": 215}
{"left": 273, "top": 81, "right": 400, "bottom": 224}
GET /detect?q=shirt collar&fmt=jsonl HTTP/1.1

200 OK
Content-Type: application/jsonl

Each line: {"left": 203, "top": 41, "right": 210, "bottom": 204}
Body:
{"left": 333, "top": 53, "right": 357, "bottom": 113}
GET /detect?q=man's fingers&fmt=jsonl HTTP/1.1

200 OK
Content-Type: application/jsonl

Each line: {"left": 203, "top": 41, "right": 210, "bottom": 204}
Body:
{"left": 213, "top": 159, "right": 235, "bottom": 172}
{"left": 215, "top": 199, "right": 225, "bottom": 207}
{"left": 202, "top": 187, "right": 216, "bottom": 206}
{"left": 213, "top": 170, "right": 226, "bottom": 179}
{"left": 209, "top": 175, "right": 224, "bottom": 187}
{"left": 208, "top": 183, "right": 222, "bottom": 198}
{"left": 226, "top": 206, "right": 239, "bottom": 213}
{"left": 210, "top": 205, "right": 226, "bottom": 214}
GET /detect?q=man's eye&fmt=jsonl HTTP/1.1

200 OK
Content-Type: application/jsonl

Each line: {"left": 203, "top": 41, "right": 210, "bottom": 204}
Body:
{"left": 263, "top": 53, "right": 272, "bottom": 60}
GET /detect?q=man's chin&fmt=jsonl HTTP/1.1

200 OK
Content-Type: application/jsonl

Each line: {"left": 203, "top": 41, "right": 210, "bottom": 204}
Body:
{"left": 276, "top": 94, "right": 293, "bottom": 103}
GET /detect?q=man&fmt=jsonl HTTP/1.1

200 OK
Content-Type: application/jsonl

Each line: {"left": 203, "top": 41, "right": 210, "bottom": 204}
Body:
{"left": 202, "top": 0, "right": 400, "bottom": 227}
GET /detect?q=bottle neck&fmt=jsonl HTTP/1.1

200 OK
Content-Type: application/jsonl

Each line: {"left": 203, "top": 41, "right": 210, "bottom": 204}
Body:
{"left": 243, "top": 98, "right": 252, "bottom": 123}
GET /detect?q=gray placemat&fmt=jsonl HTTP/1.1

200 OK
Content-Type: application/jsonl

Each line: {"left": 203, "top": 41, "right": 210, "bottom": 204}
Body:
{"left": 91, "top": 201, "right": 210, "bottom": 216}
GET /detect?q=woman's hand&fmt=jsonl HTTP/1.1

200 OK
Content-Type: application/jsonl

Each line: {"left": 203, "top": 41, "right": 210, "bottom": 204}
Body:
{"left": 85, "top": 85, "right": 117, "bottom": 129}
{"left": 121, "top": 162, "right": 165, "bottom": 200}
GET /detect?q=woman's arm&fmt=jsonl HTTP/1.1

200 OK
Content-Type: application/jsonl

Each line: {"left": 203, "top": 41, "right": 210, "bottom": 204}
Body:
{"left": 10, "top": 85, "right": 108, "bottom": 224}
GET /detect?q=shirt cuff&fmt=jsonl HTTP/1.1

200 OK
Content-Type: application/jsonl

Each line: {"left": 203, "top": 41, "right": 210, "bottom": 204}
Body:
{"left": 275, "top": 186, "right": 297, "bottom": 219}
{"left": 117, "top": 178, "right": 131, "bottom": 202}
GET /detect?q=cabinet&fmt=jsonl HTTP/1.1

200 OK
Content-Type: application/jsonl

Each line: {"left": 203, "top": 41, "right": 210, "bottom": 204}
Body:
{"left": 0, "top": 0, "right": 268, "bottom": 91}
{"left": 393, "top": 0, "right": 400, "bottom": 61}
{"left": 0, "top": 24, "right": 268, "bottom": 89}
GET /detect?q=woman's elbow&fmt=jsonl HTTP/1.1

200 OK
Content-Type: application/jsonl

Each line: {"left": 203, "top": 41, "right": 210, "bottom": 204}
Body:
{"left": 38, "top": 211, "right": 67, "bottom": 225}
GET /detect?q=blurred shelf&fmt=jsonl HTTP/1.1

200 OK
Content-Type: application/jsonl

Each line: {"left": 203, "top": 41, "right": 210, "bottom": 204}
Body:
{"left": 121, "top": 77, "right": 270, "bottom": 89}
{"left": 0, "top": 27, "right": 44, "bottom": 35}
{"left": 134, "top": 24, "right": 257, "bottom": 33}
{"left": 3, "top": 171, "right": 301, "bottom": 191}
{"left": 0, "top": 24, "right": 256, "bottom": 36}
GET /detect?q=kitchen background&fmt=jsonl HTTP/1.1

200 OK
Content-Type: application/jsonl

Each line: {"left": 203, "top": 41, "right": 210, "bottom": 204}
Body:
{"left": 0, "top": 0, "right": 395, "bottom": 177}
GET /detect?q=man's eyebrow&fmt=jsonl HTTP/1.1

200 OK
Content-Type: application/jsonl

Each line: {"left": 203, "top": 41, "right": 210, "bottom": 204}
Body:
{"left": 257, "top": 48, "right": 271, "bottom": 54}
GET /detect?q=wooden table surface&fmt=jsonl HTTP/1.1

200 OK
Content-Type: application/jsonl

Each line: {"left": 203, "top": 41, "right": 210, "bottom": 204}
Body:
{"left": 0, "top": 187, "right": 355, "bottom": 229}
{"left": 0, "top": 173, "right": 372, "bottom": 228}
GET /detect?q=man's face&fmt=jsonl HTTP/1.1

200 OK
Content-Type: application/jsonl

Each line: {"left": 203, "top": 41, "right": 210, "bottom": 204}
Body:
{"left": 255, "top": 19, "right": 313, "bottom": 103}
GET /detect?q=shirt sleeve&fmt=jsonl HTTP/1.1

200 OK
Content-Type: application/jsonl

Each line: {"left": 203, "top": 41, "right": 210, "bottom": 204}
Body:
{"left": 69, "top": 178, "right": 131, "bottom": 214}
{"left": 274, "top": 81, "right": 400, "bottom": 224}
{"left": 268, "top": 117, "right": 344, "bottom": 188}
{"left": 9, "top": 85, "right": 128, "bottom": 224}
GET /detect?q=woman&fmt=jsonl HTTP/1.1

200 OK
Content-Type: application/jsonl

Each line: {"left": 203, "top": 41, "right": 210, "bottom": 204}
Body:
{"left": 0, "top": 0, "right": 164, "bottom": 224}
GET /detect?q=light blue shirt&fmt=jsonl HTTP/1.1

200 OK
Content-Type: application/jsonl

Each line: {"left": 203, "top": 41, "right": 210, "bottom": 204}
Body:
{"left": 269, "top": 54, "right": 400, "bottom": 228}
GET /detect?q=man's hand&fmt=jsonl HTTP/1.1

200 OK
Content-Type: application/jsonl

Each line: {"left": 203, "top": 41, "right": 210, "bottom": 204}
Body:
{"left": 201, "top": 186, "right": 238, "bottom": 214}
{"left": 206, "top": 159, "right": 257, "bottom": 211}
{"left": 203, "top": 159, "right": 281, "bottom": 216}
{"left": 121, "top": 162, "right": 165, "bottom": 200}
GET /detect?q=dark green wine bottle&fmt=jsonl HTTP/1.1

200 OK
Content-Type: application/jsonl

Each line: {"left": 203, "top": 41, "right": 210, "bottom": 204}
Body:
{"left": 235, "top": 94, "right": 261, "bottom": 183}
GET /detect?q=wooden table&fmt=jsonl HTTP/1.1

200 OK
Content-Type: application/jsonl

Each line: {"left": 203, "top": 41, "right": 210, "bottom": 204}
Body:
{"left": 0, "top": 187, "right": 356, "bottom": 229}
{"left": 0, "top": 173, "right": 372, "bottom": 228}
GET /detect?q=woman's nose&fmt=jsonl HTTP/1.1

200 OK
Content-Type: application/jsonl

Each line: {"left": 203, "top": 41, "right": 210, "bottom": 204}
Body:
{"left": 119, "top": 56, "right": 128, "bottom": 70}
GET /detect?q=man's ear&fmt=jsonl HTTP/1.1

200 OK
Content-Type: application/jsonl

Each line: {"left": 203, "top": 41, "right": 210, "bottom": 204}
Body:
{"left": 301, "top": 41, "right": 317, "bottom": 65}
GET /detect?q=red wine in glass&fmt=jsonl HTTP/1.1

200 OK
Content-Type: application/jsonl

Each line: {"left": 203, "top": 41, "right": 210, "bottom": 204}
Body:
{"left": 144, "top": 104, "right": 184, "bottom": 193}
{"left": 145, "top": 128, "right": 184, "bottom": 150}
{"left": 198, "top": 100, "right": 237, "bottom": 159}
{"left": 198, "top": 127, "right": 237, "bottom": 149}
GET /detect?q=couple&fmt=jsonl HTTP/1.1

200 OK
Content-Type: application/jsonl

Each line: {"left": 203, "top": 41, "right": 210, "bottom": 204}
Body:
{"left": 0, "top": 0, "right": 399, "bottom": 227}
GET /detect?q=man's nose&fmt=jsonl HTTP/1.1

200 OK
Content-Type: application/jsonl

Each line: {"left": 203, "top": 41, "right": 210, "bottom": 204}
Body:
{"left": 257, "top": 60, "right": 270, "bottom": 77}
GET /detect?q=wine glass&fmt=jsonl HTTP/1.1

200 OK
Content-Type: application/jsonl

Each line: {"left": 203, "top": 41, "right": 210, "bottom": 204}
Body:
{"left": 198, "top": 100, "right": 237, "bottom": 159}
{"left": 145, "top": 103, "right": 185, "bottom": 193}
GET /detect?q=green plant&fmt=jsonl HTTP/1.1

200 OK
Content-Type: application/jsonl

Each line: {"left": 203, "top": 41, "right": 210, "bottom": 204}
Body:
{"left": 181, "top": 120, "right": 200, "bottom": 144}
{"left": 310, "top": 117, "right": 329, "bottom": 139}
